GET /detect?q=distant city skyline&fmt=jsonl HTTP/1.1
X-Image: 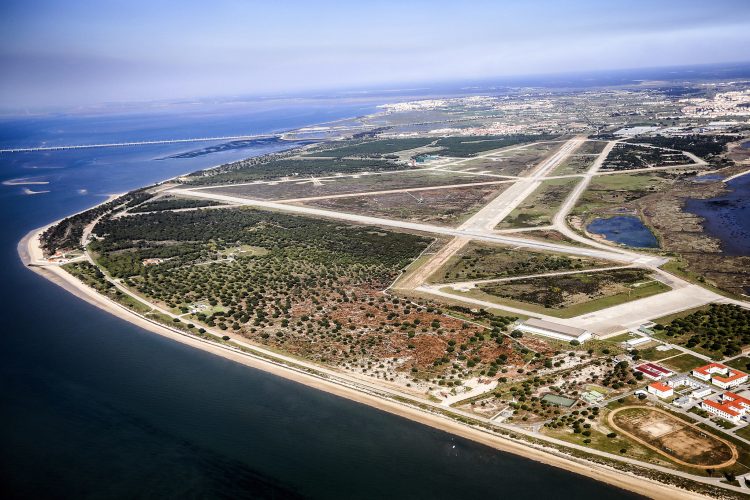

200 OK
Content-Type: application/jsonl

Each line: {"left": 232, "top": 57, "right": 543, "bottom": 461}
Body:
{"left": 1, "top": 0, "right": 749, "bottom": 109}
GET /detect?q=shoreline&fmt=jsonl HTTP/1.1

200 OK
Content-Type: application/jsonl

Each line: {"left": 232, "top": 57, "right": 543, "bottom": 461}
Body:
{"left": 18, "top": 226, "right": 711, "bottom": 500}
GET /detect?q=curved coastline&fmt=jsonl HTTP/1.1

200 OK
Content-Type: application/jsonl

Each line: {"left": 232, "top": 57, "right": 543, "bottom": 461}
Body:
{"left": 19, "top": 223, "right": 715, "bottom": 500}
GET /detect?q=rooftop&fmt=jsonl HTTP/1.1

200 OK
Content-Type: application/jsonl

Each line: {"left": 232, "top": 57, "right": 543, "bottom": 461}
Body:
{"left": 520, "top": 318, "right": 588, "bottom": 339}
{"left": 649, "top": 382, "right": 672, "bottom": 393}
{"left": 694, "top": 363, "right": 747, "bottom": 382}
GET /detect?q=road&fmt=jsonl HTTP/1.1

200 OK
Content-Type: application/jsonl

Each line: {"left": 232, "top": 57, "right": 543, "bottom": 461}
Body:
{"left": 30, "top": 135, "right": 750, "bottom": 498}
{"left": 166, "top": 136, "right": 743, "bottom": 335}
{"left": 172, "top": 185, "right": 649, "bottom": 265}
{"left": 274, "top": 178, "right": 515, "bottom": 203}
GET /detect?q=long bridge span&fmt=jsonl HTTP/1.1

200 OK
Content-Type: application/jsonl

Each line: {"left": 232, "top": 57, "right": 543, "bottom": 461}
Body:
{"left": 0, "top": 134, "right": 278, "bottom": 154}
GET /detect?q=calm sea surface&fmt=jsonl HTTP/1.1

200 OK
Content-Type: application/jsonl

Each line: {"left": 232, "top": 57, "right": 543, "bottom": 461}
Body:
{"left": 0, "top": 99, "right": 642, "bottom": 499}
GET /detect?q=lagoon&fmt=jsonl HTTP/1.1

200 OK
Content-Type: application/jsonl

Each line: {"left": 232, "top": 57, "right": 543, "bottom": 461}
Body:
{"left": 587, "top": 215, "right": 659, "bottom": 248}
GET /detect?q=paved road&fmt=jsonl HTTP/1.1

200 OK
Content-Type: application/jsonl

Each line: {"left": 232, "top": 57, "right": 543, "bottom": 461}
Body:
{"left": 441, "top": 265, "right": 634, "bottom": 291}
{"left": 275, "top": 178, "right": 515, "bottom": 203}
{"left": 170, "top": 187, "right": 650, "bottom": 265}
{"left": 167, "top": 136, "right": 747, "bottom": 334}
{"left": 459, "top": 138, "right": 585, "bottom": 233}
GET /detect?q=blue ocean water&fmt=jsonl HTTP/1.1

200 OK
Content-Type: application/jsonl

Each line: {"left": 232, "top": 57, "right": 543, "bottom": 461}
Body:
{"left": 587, "top": 216, "right": 659, "bottom": 248}
{"left": 0, "top": 99, "right": 641, "bottom": 499}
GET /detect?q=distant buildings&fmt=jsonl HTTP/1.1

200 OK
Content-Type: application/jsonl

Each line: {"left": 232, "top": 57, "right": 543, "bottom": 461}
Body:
{"left": 691, "top": 363, "right": 748, "bottom": 389}
{"left": 515, "top": 318, "right": 592, "bottom": 343}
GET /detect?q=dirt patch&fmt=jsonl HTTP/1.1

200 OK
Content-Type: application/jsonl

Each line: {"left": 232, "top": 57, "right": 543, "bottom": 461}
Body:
{"left": 609, "top": 406, "right": 737, "bottom": 469}
{"left": 298, "top": 184, "right": 508, "bottom": 227}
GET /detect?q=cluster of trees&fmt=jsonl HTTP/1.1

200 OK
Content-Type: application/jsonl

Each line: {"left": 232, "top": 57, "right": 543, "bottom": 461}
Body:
{"left": 603, "top": 143, "right": 687, "bottom": 171}
{"left": 129, "top": 197, "right": 221, "bottom": 213}
{"left": 433, "top": 134, "right": 554, "bottom": 157}
{"left": 186, "top": 156, "right": 401, "bottom": 186}
{"left": 544, "top": 407, "right": 603, "bottom": 442}
{"left": 63, "top": 261, "right": 150, "bottom": 314}
{"left": 624, "top": 134, "right": 737, "bottom": 160}
{"left": 655, "top": 304, "right": 750, "bottom": 357}
{"left": 600, "top": 360, "right": 638, "bottom": 389}
{"left": 481, "top": 269, "right": 651, "bottom": 309}
{"left": 169, "top": 137, "right": 313, "bottom": 159}
{"left": 305, "top": 138, "right": 435, "bottom": 158}
{"left": 445, "top": 246, "right": 599, "bottom": 282}
{"left": 41, "top": 189, "right": 151, "bottom": 255}
{"left": 93, "top": 208, "right": 427, "bottom": 271}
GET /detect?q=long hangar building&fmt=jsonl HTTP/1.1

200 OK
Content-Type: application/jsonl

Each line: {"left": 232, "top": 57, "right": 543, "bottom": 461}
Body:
{"left": 515, "top": 318, "right": 592, "bottom": 343}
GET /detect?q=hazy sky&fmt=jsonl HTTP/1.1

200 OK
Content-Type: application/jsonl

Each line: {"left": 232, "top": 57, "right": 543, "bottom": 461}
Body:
{"left": 1, "top": 0, "right": 749, "bottom": 109}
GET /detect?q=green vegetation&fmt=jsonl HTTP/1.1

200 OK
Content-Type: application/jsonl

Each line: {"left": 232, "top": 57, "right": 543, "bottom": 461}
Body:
{"left": 432, "top": 242, "right": 612, "bottom": 283}
{"left": 479, "top": 269, "right": 664, "bottom": 310}
{"left": 433, "top": 134, "right": 554, "bottom": 157}
{"left": 551, "top": 154, "right": 596, "bottom": 176}
{"left": 725, "top": 357, "right": 750, "bottom": 372}
{"left": 575, "top": 141, "right": 608, "bottom": 155}
{"left": 41, "top": 190, "right": 151, "bottom": 254}
{"left": 638, "top": 346, "right": 681, "bottom": 361}
{"left": 84, "top": 206, "right": 523, "bottom": 379}
{"left": 92, "top": 208, "right": 426, "bottom": 279}
{"left": 734, "top": 425, "right": 750, "bottom": 441}
{"left": 306, "top": 137, "right": 435, "bottom": 158}
{"left": 571, "top": 171, "right": 668, "bottom": 220}
{"left": 186, "top": 157, "right": 401, "bottom": 185}
{"left": 655, "top": 304, "right": 750, "bottom": 358}
{"left": 625, "top": 134, "right": 737, "bottom": 160}
{"left": 129, "top": 197, "right": 222, "bottom": 213}
{"left": 448, "top": 278, "right": 668, "bottom": 319}
{"left": 62, "top": 261, "right": 151, "bottom": 314}
{"left": 661, "top": 353, "right": 707, "bottom": 372}
{"left": 652, "top": 304, "right": 713, "bottom": 325}
{"left": 497, "top": 177, "right": 579, "bottom": 228}
{"left": 602, "top": 143, "right": 689, "bottom": 171}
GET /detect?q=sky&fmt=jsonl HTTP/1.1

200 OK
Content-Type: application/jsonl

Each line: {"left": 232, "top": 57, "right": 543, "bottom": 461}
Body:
{"left": 1, "top": 0, "right": 749, "bottom": 110}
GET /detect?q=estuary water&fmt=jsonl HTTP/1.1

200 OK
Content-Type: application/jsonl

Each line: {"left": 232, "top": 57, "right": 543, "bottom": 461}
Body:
{"left": 0, "top": 99, "right": 641, "bottom": 499}
{"left": 685, "top": 174, "right": 750, "bottom": 257}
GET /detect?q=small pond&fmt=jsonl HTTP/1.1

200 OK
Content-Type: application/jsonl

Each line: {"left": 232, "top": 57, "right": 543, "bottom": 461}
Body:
{"left": 587, "top": 215, "right": 659, "bottom": 248}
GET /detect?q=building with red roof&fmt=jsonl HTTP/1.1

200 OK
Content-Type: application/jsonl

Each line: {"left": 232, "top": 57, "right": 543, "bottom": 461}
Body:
{"left": 701, "top": 391, "right": 750, "bottom": 423}
{"left": 635, "top": 362, "right": 673, "bottom": 380}
{"left": 692, "top": 363, "right": 748, "bottom": 389}
{"left": 647, "top": 381, "right": 674, "bottom": 399}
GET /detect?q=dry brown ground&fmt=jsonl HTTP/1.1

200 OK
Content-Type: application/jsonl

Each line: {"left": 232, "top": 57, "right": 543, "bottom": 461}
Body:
{"left": 610, "top": 406, "right": 736, "bottom": 468}
{"left": 299, "top": 184, "right": 507, "bottom": 227}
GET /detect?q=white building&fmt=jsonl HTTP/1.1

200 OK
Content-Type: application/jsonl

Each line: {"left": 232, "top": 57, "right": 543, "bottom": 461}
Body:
{"left": 647, "top": 382, "right": 674, "bottom": 399}
{"left": 702, "top": 392, "right": 750, "bottom": 423}
{"left": 515, "top": 318, "right": 592, "bottom": 343}
{"left": 623, "top": 336, "right": 651, "bottom": 349}
{"left": 692, "top": 363, "right": 748, "bottom": 389}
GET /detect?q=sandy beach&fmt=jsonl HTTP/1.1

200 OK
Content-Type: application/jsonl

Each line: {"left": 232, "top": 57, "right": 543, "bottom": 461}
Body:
{"left": 18, "top": 226, "right": 717, "bottom": 500}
